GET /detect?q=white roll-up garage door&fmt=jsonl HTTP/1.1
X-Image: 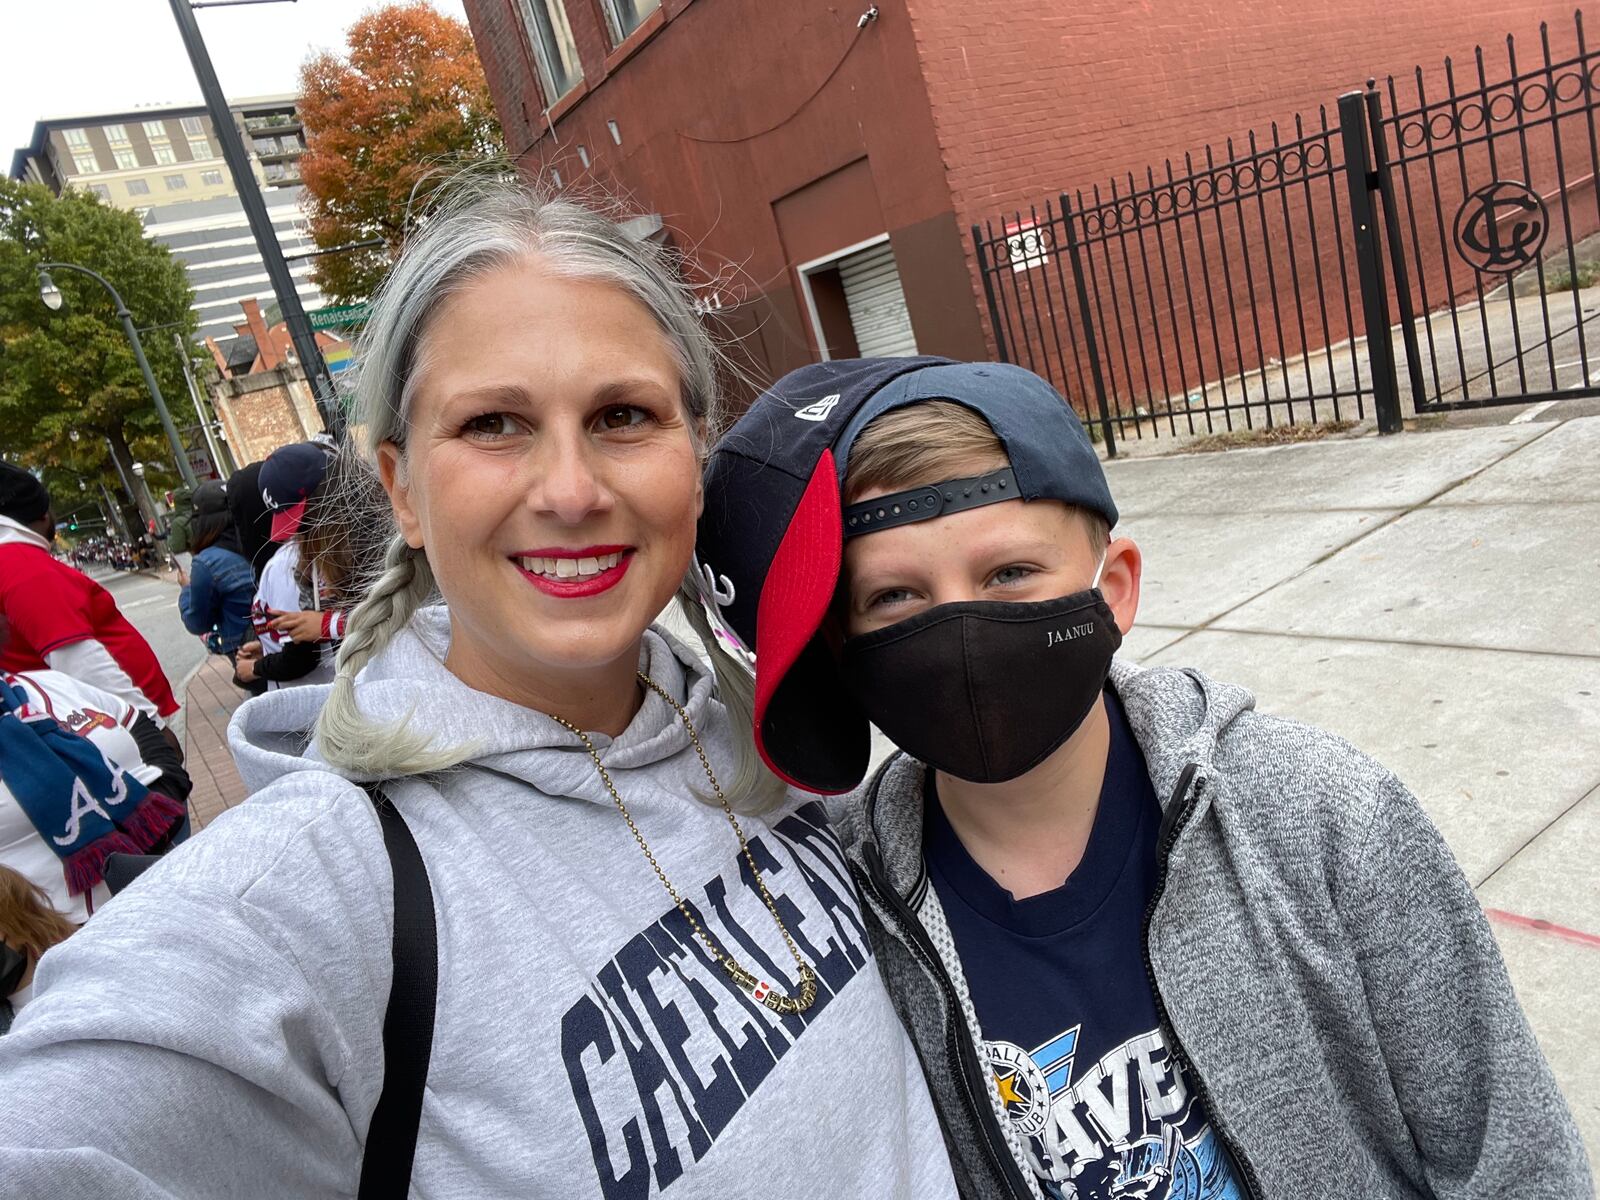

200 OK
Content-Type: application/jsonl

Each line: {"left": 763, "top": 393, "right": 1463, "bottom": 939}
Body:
{"left": 839, "top": 240, "right": 918, "bottom": 358}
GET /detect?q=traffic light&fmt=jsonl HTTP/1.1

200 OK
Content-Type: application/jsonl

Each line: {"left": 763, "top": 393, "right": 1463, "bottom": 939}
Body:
{"left": 69, "top": 519, "right": 78, "bottom": 532}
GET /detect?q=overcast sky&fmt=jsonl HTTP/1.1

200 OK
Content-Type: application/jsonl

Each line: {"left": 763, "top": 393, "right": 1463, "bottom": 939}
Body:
{"left": 3, "top": 0, "right": 472, "bottom": 157}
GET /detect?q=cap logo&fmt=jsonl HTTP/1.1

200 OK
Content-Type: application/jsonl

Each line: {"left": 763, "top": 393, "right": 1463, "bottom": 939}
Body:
{"left": 794, "top": 394, "right": 840, "bottom": 422}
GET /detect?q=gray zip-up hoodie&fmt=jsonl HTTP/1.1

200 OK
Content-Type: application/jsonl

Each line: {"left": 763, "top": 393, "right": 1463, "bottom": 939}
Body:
{"left": 831, "top": 659, "right": 1591, "bottom": 1200}
{"left": 0, "top": 608, "right": 959, "bottom": 1199}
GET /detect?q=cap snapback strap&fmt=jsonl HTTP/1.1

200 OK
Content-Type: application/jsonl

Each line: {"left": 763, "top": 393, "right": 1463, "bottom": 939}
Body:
{"left": 843, "top": 467, "right": 1018, "bottom": 538}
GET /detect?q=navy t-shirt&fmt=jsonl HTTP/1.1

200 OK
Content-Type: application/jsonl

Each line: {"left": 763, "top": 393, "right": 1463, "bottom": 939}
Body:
{"left": 925, "top": 687, "right": 1246, "bottom": 1200}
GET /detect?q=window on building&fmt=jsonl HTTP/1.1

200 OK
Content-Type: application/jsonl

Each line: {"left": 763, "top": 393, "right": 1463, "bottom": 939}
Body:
{"left": 113, "top": 148, "right": 139, "bottom": 170}
{"left": 104, "top": 123, "right": 130, "bottom": 146}
{"left": 142, "top": 120, "right": 168, "bottom": 139}
{"left": 64, "top": 127, "right": 90, "bottom": 148}
{"left": 153, "top": 143, "right": 177, "bottom": 165}
{"left": 254, "top": 136, "right": 280, "bottom": 155}
{"left": 165, "top": 174, "right": 187, "bottom": 190}
{"left": 598, "top": 0, "right": 659, "bottom": 44}
{"left": 72, "top": 152, "right": 99, "bottom": 175}
{"left": 127, "top": 178, "right": 150, "bottom": 195}
{"left": 180, "top": 116, "right": 205, "bottom": 136}
{"left": 188, "top": 138, "right": 213, "bottom": 159}
{"left": 90, "top": 184, "right": 111, "bottom": 201}
{"left": 201, "top": 169, "right": 224, "bottom": 185}
{"left": 517, "top": 0, "right": 582, "bottom": 103}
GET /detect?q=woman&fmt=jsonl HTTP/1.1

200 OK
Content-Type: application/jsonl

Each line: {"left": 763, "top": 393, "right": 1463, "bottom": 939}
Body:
{"left": 175, "top": 480, "right": 255, "bottom": 657}
{"left": 0, "top": 184, "right": 958, "bottom": 1199}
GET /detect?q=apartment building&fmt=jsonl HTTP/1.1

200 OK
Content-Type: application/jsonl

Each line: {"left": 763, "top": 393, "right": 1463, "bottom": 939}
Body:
{"left": 10, "top": 95, "right": 321, "bottom": 346}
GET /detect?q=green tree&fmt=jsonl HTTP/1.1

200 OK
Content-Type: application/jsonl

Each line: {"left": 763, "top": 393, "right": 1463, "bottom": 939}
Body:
{"left": 298, "top": 1, "right": 506, "bottom": 304}
{"left": 0, "top": 178, "right": 200, "bottom": 521}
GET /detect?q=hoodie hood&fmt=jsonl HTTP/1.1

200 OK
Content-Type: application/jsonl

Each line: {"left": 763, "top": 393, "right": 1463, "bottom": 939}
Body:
{"left": 229, "top": 604, "right": 721, "bottom": 801}
{"left": 852, "top": 659, "right": 1259, "bottom": 901}
{"left": 0, "top": 515, "right": 51, "bottom": 552}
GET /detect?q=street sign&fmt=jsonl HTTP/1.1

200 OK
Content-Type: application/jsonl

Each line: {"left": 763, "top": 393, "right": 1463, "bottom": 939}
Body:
{"left": 308, "top": 303, "right": 370, "bottom": 331}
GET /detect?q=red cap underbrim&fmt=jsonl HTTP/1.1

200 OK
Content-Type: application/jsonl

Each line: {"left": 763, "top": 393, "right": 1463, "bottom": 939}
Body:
{"left": 752, "top": 451, "right": 849, "bottom": 791}
{"left": 270, "top": 501, "right": 307, "bottom": 544}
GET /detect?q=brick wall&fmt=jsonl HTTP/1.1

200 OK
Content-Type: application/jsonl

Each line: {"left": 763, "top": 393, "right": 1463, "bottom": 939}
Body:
{"left": 910, "top": 0, "right": 1588, "bottom": 366}
{"left": 211, "top": 369, "right": 325, "bottom": 467}
{"left": 464, "top": 0, "right": 984, "bottom": 389}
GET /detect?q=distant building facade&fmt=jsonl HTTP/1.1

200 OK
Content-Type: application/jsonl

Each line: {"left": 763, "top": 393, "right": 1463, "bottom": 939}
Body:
{"left": 10, "top": 95, "right": 323, "bottom": 346}
{"left": 204, "top": 298, "right": 346, "bottom": 465}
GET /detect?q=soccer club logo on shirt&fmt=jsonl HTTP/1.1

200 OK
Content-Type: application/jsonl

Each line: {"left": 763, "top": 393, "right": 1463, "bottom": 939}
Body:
{"left": 984, "top": 1027, "right": 1246, "bottom": 1200}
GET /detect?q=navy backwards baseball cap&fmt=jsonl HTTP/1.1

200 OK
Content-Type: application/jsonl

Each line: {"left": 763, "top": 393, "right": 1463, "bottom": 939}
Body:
{"left": 697, "top": 357, "right": 1117, "bottom": 795}
{"left": 259, "top": 441, "right": 328, "bottom": 543}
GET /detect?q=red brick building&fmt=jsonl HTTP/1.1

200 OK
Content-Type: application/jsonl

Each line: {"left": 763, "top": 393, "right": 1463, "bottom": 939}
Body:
{"left": 461, "top": 0, "right": 1578, "bottom": 392}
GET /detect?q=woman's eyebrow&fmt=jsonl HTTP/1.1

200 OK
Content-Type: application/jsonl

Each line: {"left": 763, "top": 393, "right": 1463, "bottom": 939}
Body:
{"left": 444, "top": 382, "right": 532, "bottom": 411}
{"left": 591, "top": 377, "right": 675, "bottom": 406}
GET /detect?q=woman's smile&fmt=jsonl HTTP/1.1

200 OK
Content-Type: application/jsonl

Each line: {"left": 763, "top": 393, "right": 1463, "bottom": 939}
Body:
{"left": 513, "top": 545, "right": 635, "bottom": 597}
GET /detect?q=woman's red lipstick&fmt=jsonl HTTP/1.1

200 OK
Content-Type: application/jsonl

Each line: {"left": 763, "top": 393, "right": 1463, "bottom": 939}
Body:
{"left": 512, "top": 546, "right": 633, "bottom": 598}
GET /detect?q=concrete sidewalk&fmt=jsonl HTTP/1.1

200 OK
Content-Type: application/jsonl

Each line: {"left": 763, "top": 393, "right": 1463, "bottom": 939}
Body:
{"left": 1110, "top": 412, "right": 1598, "bottom": 1157}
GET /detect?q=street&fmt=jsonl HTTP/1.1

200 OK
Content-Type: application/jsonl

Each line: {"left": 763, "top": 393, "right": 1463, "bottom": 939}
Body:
{"left": 86, "top": 566, "right": 206, "bottom": 741}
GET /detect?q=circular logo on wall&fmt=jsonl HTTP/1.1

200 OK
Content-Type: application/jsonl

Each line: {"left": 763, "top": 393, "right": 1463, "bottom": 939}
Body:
{"left": 984, "top": 1040, "right": 1053, "bottom": 1137}
{"left": 1453, "top": 180, "right": 1549, "bottom": 274}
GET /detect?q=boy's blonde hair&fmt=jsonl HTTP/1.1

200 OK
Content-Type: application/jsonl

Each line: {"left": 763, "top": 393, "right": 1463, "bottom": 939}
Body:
{"left": 842, "top": 401, "right": 1111, "bottom": 556}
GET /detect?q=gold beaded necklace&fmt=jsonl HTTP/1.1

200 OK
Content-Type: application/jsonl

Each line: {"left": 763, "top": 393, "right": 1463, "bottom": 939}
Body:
{"left": 549, "top": 671, "right": 818, "bottom": 1016}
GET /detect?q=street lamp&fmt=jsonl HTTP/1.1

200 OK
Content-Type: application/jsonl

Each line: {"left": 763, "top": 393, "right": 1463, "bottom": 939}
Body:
{"left": 36, "top": 262, "right": 198, "bottom": 489}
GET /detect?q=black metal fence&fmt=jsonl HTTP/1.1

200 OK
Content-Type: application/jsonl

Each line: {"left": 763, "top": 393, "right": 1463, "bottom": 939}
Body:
{"left": 1375, "top": 14, "right": 1600, "bottom": 410}
{"left": 975, "top": 10, "right": 1600, "bottom": 454}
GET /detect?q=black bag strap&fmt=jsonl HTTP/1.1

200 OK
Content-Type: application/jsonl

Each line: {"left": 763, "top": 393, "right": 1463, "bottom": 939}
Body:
{"left": 358, "top": 784, "right": 438, "bottom": 1200}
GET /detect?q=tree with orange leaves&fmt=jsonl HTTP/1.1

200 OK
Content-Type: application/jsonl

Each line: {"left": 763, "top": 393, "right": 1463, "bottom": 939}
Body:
{"left": 297, "top": 2, "right": 505, "bottom": 304}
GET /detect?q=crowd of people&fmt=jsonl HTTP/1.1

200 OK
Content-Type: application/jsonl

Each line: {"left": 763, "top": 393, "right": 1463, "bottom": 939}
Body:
{"left": 65, "top": 533, "right": 161, "bottom": 573}
{"left": 0, "top": 180, "right": 1589, "bottom": 1198}
{"left": 0, "top": 434, "right": 377, "bottom": 1042}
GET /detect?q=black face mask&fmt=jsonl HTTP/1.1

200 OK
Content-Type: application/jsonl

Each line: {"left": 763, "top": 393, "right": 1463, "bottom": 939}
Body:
{"left": 0, "top": 940, "right": 27, "bottom": 998}
{"left": 840, "top": 589, "right": 1122, "bottom": 784}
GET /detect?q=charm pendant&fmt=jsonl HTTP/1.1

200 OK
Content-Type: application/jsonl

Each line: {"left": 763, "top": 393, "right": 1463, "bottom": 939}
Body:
{"left": 723, "top": 961, "right": 817, "bottom": 1015}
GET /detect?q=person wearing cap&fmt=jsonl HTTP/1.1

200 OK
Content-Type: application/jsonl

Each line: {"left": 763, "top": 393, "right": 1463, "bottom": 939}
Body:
{"left": 696, "top": 358, "right": 1589, "bottom": 1200}
{"left": 0, "top": 462, "right": 179, "bottom": 726}
{"left": 234, "top": 441, "right": 351, "bottom": 690}
{"left": 175, "top": 480, "right": 255, "bottom": 658}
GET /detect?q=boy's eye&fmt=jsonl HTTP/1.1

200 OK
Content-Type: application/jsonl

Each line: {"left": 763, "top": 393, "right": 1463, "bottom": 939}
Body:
{"left": 989, "top": 564, "right": 1036, "bottom": 587}
{"left": 461, "top": 411, "right": 524, "bottom": 440}
{"left": 596, "top": 405, "right": 651, "bottom": 431}
{"left": 866, "top": 587, "right": 915, "bottom": 610}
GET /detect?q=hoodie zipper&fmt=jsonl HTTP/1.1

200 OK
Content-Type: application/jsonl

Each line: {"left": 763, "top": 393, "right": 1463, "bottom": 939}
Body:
{"left": 1142, "top": 764, "right": 1264, "bottom": 1200}
{"left": 854, "top": 844, "right": 1034, "bottom": 1200}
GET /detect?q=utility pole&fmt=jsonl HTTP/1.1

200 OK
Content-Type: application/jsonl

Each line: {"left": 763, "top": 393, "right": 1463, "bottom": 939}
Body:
{"left": 166, "top": 0, "right": 344, "bottom": 438}
{"left": 175, "top": 332, "right": 230, "bottom": 478}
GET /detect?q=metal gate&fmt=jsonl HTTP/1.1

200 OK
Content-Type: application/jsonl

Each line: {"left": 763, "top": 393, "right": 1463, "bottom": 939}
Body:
{"left": 973, "top": 11, "right": 1600, "bottom": 455}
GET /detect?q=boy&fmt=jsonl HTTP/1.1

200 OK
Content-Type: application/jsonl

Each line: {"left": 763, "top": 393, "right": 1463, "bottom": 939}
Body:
{"left": 695, "top": 358, "right": 1590, "bottom": 1199}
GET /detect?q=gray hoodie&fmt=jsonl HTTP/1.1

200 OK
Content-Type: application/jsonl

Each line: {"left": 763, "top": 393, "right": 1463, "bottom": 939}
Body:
{"left": 831, "top": 659, "right": 1592, "bottom": 1200}
{"left": 0, "top": 608, "right": 959, "bottom": 1199}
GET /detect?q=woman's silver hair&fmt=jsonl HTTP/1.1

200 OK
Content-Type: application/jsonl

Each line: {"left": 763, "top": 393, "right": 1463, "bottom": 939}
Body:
{"left": 313, "top": 178, "right": 785, "bottom": 812}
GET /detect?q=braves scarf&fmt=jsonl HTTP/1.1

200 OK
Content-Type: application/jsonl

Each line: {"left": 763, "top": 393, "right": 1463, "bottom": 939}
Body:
{"left": 0, "top": 681, "right": 183, "bottom": 895}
